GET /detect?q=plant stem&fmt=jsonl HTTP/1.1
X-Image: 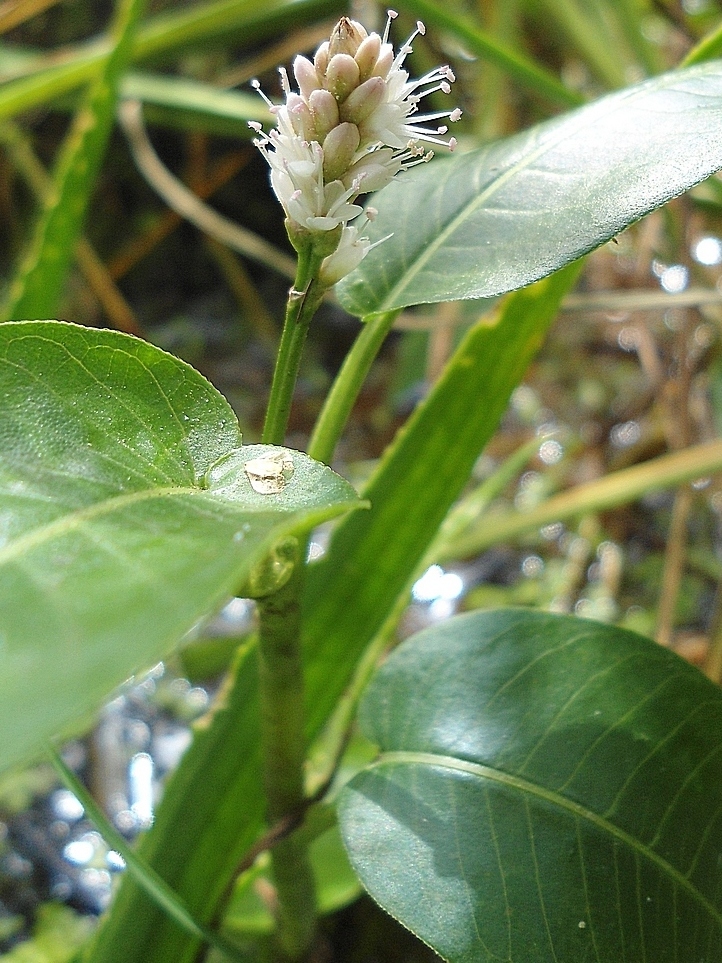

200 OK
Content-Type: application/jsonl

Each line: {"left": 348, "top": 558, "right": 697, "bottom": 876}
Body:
{"left": 262, "top": 249, "right": 326, "bottom": 446}
{"left": 308, "top": 310, "right": 398, "bottom": 463}
{"left": 257, "top": 566, "right": 317, "bottom": 959}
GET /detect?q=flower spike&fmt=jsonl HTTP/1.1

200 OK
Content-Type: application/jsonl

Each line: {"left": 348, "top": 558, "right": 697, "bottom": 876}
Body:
{"left": 250, "top": 12, "right": 460, "bottom": 282}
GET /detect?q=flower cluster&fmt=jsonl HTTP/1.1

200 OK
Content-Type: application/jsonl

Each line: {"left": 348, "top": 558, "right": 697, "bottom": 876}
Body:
{"left": 250, "top": 11, "right": 460, "bottom": 285}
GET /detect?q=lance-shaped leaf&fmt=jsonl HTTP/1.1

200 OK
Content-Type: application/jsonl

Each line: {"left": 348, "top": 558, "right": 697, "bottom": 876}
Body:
{"left": 339, "top": 609, "right": 722, "bottom": 963}
{"left": 338, "top": 60, "right": 722, "bottom": 315}
{"left": 0, "top": 321, "right": 360, "bottom": 773}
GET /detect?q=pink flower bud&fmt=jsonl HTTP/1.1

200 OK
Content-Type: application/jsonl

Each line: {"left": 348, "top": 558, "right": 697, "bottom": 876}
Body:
{"left": 286, "top": 93, "right": 314, "bottom": 139}
{"left": 354, "top": 34, "right": 382, "bottom": 81}
{"left": 342, "top": 148, "right": 400, "bottom": 192}
{"left": 314, "top": 41, "right": 330, "bottom": 75}
{"left": 325, "top": 54, "right": 360, "bottom": 101}
{"left": 322, "top": 122, "right": 361, "bottom": 182}
{"left": 293, "top": 55, "right": 321, "bottom": 100}
{"left": 340, "top": 76, "right": 385, "bottom": 125}
{"left": 308, "top": 89, "right": 339, "bottom": 140}
{"left": 371, "top": 45, "right": 394, "bottom": 79}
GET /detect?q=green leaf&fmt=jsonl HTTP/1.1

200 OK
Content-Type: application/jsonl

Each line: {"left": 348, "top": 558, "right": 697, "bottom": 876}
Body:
{"left": 0, "top": 321, "right": 359, "bottom": 773}
{"left": 337, "top": 60, "right": 722, "bottom": 315}
{"left": 303, "top": 265, "right": 581, "bottom": 741}
{"left": 3, "top": 0, "right": 146, "bottom": 320}
{"left": 339, "top": 608, "right": 722, "bottom": 963}
{"left": 120, "top": 72, "right": 271, "bottom": 137}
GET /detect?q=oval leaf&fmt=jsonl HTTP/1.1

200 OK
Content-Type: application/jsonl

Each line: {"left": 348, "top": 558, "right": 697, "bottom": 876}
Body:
{"left": 339, "top": 609, "right": 722, "bottom": 963}
{"left": 337, "top": 61, "right": 722, "bottom": 315}
{"left": 0, "top": 321, "right": 360, "bottom": 772}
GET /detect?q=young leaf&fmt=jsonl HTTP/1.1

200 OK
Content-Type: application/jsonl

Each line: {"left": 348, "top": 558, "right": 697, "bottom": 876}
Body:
{"left": 0, "top": 321, "right": 360, "bottom": 773}
{"left": 337, "top": 60, "right": 722, "bottom": 315}
{"left": 339, "top": 609, "right": 722, "bottom": 963}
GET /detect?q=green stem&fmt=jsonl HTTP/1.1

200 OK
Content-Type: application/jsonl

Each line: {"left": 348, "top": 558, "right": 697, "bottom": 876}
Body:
{"left": 257, "top": 567, "right": 317, "bottom": 959}
{"left": 308, "top": 310, "right": 398, "bottom": 464}
{"left": 262, "top": 249, "right": 326, "bottom": 446}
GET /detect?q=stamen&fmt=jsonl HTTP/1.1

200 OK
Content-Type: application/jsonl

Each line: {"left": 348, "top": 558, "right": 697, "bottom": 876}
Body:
{"left": 412, "top": 109, "right": 460, "bottom": 123}
{"left": 251, "top": 79, "right": 277, "bottom": 112}
{"left": 383, "top": 9, "right": 398, "bottom": 45}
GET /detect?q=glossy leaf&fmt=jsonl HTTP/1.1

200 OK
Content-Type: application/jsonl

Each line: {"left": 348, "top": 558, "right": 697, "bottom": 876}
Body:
{"left": 338, "top": 60, "right": 722, "bottom": 315}
{"left": 339, "top": 608, "right": 722, "bottom": 963}
{"left": 0, "top": 321, "right": 360, "bottom": 772}
{"left": 302, "top": 265, "right": 581, "bottom": 740}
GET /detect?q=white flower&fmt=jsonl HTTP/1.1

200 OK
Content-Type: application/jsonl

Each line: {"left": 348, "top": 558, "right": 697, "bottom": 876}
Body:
{"left": 319, "top": 225, "right": 372, "bottom": 286}
{"left": 251, "top": 10, "right": 461, "bottom": 278}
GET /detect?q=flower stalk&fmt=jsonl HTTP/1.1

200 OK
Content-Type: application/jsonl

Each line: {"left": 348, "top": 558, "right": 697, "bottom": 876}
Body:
{"left": 261, "top": 232, "right": 334, "bottom": 445}
{"left": 256, "top": 565, "right": 317, "bottom": 960}
{"left": 251, "top": 14, "right": 460, "bottom": 959}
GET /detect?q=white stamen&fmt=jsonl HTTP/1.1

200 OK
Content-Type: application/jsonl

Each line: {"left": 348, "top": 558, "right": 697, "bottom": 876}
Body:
{"left": 383, "top": 9, "right": 399, "bottom": 45}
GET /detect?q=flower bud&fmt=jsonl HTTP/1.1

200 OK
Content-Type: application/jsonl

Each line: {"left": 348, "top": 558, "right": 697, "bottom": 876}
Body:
{"left": 371, "top": 45, "right": 394, "bottom": 79}
{"left": 354, "top": 34, "right": 382, "bottom": 82}
{"left": 322, "top": 122, "right": 360, "bottom": 182}
{"left": 325, "top": 54, "right": 360, "bottom": 101}
{"left": 293, "top": 55, "right": 321, "bottom": 100}
{"left": 319, "top": 225, "right": 370, "bottom": 286}
{"left": 314, "top": 41, "right": 329, "bottom": 75}
{"left": 308, "top": 89, "right": 339, "bottom": 140}
{"left": 340, "top": 76, "right": 385, "bottom": 125}
{"left": 328, "top": 17, "right": 367, "bottom": 58}
{"left": 342, "top": 148, "right": 400, "bottom": 192}
{"left": 286, "top": 93, "right": 314, "bottom": 139}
